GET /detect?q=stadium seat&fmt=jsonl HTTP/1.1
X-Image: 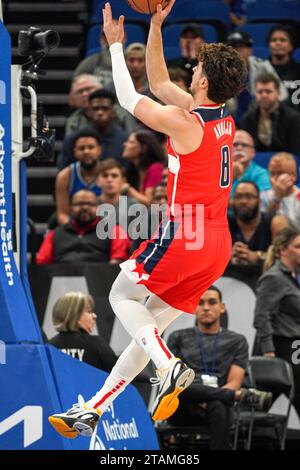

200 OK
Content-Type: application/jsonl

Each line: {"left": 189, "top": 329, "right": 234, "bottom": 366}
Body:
{"left": 253, "top": 151, "right": 275, "bottom": 169}
{"left": 86, "top": 23, "right": 146, "bottom": 56}
{"left": 236, "top": 23, "right": 278, "bottom": 47}
{"left": 235, "top": 357, "right": 294, "bottom": 450}
{"left": 293, "top": 48, "right": 300, "bottom": 64}
{"left": 164, "top": 46, "right": 182, "bottom": 62}
{"left": 162, "top": 23, "right": 218, "bottom": 47}
{"left": 246, "top": 0, "right": 300, "bottom": 25}
{"left": 164, "top": 0, "right": 230, "bottom": 39}
{"left": 91, "top": 0, "right": 149, "bottom": 23}
{"left": 252, "top": 46, "right": 270, "bottom": 60}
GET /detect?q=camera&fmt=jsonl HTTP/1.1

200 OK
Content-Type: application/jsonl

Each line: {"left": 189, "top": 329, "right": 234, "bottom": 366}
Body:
{"left": 18, "top": 27, "right": 60, "bottom": 57}
{"left": 18, "top": 26, "right": 60, "bottom": 162}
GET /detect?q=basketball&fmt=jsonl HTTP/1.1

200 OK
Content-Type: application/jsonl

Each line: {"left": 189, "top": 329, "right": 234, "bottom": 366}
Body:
{"left": 126, "top": 0, "right": 170, "bottom": 14}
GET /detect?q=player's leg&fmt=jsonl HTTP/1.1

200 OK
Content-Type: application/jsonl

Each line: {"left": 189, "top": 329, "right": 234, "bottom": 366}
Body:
{"left": 48, "top": 291, "right": 191, "bottom": 437}
{"left": 86, "top": 293, "right": 194, "bottom": 420}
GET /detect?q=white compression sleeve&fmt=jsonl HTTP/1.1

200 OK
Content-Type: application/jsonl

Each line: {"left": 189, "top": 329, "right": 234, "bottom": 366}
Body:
{"left": 109, "top": 42, "right": 144, "bottom": 115}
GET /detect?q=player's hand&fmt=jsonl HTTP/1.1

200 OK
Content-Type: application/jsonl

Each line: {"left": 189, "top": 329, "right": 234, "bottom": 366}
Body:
{"left": 151, "top": 0, "right": 176, "bottom": 26}
{"left": 102, "top": 2, "right": 125, "bottom": 47}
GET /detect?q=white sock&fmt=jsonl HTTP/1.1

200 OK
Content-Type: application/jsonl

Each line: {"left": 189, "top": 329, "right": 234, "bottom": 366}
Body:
{"left": 134, "top": 324, "right": 175, "bottom": 370}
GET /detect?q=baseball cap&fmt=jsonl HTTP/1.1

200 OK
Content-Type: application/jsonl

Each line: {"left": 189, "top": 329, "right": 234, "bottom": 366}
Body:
{"left": 124, "top": 42, "right": 146, "bottom": 57}
{"left": 226, "top": 31, "right": 253, "bottom": 48}
{"left": 180, "top": 24, "right": 205, "bottom": 40}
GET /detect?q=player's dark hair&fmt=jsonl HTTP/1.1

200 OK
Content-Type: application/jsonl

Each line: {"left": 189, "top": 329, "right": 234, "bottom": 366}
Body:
{"left": 197, "top": 43, "right": 247, "bottom": 102}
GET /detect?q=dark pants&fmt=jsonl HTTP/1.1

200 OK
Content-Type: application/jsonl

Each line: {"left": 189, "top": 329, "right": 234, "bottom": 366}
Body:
{"left": 168, "top": 384, "right": 235, "bottom": 450}
{"left": 273, "top": 335, "right": 300, "bottom": 417}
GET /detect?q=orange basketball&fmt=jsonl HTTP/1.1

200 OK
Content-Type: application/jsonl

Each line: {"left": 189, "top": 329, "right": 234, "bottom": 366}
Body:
{"left": 126, "top": 0, "right": 170, "bottom": 14}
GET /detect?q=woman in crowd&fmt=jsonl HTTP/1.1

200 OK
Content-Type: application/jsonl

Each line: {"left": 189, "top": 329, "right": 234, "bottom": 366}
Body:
{"left": 254, "top": 227, "right": 300, "bottom": 415}
{"left": 48, "top": 292, "right": 117, "bottom": 372}
{"left": 121, "top": 129, "right": 165, "bottom": 205}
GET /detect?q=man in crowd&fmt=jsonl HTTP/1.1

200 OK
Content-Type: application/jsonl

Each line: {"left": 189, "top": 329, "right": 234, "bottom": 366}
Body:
{"left": 55, "top": 130, "right": 103, "bottom": 226}
{"left": 225, "top": 31, "right": 288, "bottom": 124}
{"left": 36, "top": 189, "right": 131, "bottom": 264}
{"left": 167, "top": 24, "right": 205, "bottom": 86}
{"left": 167, "top": 285, "right": 272, "bottom": 450}
{"left": 241, "top": 73, "right": 300, "bottom": 156}
{"left": 261, "top": 152, "right": 300, "bottom": 230}
{"left": 229, "top": 181, "right": 288, "bottom": 265}
{"left": 231, "top": 129, "right": 271, "bottom": 197}
{"left": 57, "top": 89, "right": 128, "bottom": 170}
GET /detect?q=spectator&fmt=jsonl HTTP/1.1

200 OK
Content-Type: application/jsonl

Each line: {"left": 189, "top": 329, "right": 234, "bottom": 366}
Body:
{"left": 168, "top": 67, "right": 190, "bottom": 92}
{"left": 254, "top": 227, "right": 300, "bottom": 415}
{"left": 261, "top": 152, "right": 300, "bottom": 229}
{"left": 131, "top": 183, "right": 168, "bottom": 251}
{"left": 55, "top": 130, "right": 103, "bottom": 226}
{"left": 66, "top": 74, "right": 101, "bottom": 136}
{"left": 66, "top": 75, "right": 136, "bottom": 136}
{"left": 48, "top": 291, "right": 117, "bottom": 371}
{"left": 122, "top": 129, "right": 164, "bottom": 205}
{"left": 167, "top": 286, "right": 271, "bottom": 450}
{"left": 36, "top": 189, "right": 131, "bottom": 265}
{"left": 240, "top": 73, "right": 300, "bottom": 156}
{"left": 57, "top": 89, "right": 128, "bottom": 170}
{"left": 73, "top": 23, "right": 116, "bottom": 90}
{"left": 225, "top": 32, "right": 288, "bottom": 124}
{"left": 167, "top": 25, "right": 205, "bottom": 85}
{"left": 268, "top": 25, "right": 300, "bottom": 111}
{"left": 231, "top": 130, "right": 271, "bottom": 197}
{"left": 230, "top": 181, "right": 288, "bottom": 265}
{"left": 124, "top": 43, "right": 148, "bottom": 94}
{"left": 97, "top": 158, "right": 137, "bottom": 229}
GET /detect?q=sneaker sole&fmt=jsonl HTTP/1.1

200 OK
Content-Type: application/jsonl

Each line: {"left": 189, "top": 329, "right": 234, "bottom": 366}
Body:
{"left": 73, "top": 421, "right": 95, "bottom": 437}
{"left": 48, "top": 416, "right": 79, "bottom": 439}
{"left": 152, "top": 368, "right": 195, "bottom": 421}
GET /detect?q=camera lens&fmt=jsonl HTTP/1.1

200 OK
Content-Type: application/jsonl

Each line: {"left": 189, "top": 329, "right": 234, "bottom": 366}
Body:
{"left": 34, "top": 30, "right": 60, "bottom": 50}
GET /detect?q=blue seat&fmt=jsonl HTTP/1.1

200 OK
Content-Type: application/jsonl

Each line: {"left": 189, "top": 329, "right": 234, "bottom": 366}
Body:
{"left": 252, "top": 46, "right": 270, "bottom": 60}
{"left": 86, "top": 23, "right": 146, "bottom": 56}
{"left": 164, "top": 46, "right": 182, "bottom": 62}
{"left": 91, "top": 0, "right": 149, "bottom": 23}
{"left": 246, "top": 0, "right": 300, "bottom": 23}
{"left": 253, "top": 151, "right": 275, "bottom": 169}
{"left": 293, "top": 48, "right": 300, "bottom": 64}
{"left": 165, "top": 0, "right": 230, "bottom": 31}
{"left": 236, "top": 23, "right": 278, "bottom": 47}
{"left": 162, "top": 23, "right": 218, "bottom": 47}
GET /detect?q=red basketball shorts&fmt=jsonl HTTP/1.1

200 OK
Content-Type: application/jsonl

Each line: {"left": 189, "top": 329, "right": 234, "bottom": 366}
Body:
{"left": 120, "top": 216, "right": 232, "bottom": 313}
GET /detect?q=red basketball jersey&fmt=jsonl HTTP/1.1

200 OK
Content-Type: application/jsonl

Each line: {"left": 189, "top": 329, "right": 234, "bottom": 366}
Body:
{"left": 167, "top": 103, "right": 235, "bottom": 221}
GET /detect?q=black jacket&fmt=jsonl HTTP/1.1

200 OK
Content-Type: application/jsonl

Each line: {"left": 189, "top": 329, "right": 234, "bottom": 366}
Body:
{"left": 240, "top": 102, "right": 300, "bottom": 157}
{"left": 48, "top": 330, "right": 117, "bottom": 372}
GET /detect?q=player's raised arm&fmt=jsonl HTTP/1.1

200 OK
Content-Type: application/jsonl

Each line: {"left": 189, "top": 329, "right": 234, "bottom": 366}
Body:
{"left": 102, "top": 2, "right": 200, "bottom": 151}
{"left": 146, "top": 1, "right": 194, "bottom": 110}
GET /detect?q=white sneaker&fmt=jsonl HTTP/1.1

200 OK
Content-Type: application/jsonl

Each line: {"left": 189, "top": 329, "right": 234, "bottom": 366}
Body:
{"left": 151, "top": 358, "right": 195, "bottom": 421}
{"left": 48, "top": 402, "right": 101, "bottom": 439}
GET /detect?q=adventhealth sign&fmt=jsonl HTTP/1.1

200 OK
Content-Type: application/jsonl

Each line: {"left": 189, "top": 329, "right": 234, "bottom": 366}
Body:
{"left": 0, "top": 20, "right": 41, "bottom": 344}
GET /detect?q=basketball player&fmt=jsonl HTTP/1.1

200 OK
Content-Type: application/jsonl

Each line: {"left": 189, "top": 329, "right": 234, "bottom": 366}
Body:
{"left": 49, "top": 1, "right": 247, "bottom": 438}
